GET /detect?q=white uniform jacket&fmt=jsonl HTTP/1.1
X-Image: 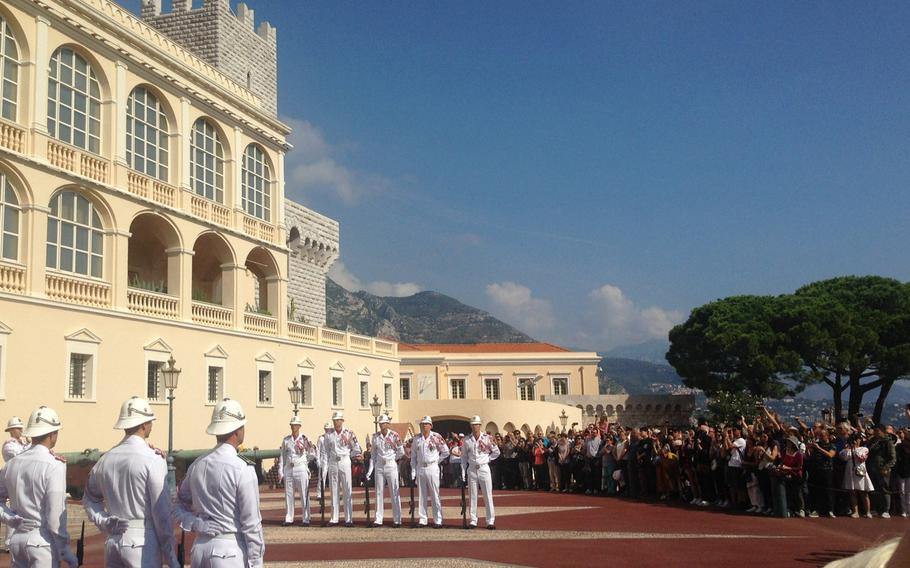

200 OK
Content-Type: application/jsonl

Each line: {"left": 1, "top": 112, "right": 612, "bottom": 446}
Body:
{"left": 461, "top": 433, "right": 501, "bottom": 474}
{"left": 2, "top": 438, "right": 30, "bottom": 463}
{"left": 278, "top": 434, "right": 314, "bottom": 471}
{"left": 410, "top": 431, "right": 450, "bottom": 470}
{"left": 174, "top": 444, "right": 264, "bottom": 567}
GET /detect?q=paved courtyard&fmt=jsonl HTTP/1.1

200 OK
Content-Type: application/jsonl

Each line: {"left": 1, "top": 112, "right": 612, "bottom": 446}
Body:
{"left": 1, "top": 488, "right": 906, "bottom": 567}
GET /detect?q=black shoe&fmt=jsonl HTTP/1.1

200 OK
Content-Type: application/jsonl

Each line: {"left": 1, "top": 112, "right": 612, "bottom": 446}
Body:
{"left": 392, "top": 523, "right": 401, "bottom": 528}
{"left": 344, "top": 522, "right": 354, "bottom": 528}
{"left": 301, "top": 522, "right": 310, "bottom": 527}
{"left": 281, "top": 522, "right": 292, "bottom": 527}
{"left": 467, "top": 524, "right": 476, "bottom": 530}
{"left": 327, "top": 522, "right": 339, "bottom": 527}
{"left": 487, "top": 525, "right": 496, "bottom": 530}
{"left": 432, "top": 524, "right": 443, "bottom": 529}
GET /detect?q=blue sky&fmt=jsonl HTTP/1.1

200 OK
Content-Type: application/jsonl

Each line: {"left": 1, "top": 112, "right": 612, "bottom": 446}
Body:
{"left": 123, "top": 1, "right": 910, "bottom": 350}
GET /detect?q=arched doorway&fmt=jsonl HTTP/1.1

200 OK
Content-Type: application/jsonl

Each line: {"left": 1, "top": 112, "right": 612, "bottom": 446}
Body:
{"left": 128, "top": 213, "right": 180, "bottom": 296}
{"left": 432, "top": 417, "right": 471, "bottom": 438}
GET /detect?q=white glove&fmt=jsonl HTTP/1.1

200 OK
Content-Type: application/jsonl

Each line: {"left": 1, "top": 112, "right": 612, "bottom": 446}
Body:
{"left": 104, "top": 515, "right": 129, "bottom": 535}
{"left": 61, "top": 548, "right": 79, "bottom": 567}
{"left": 461, "top": 471, "right": 466, "bottom": 483}
{"left": 365, "top": 466, "right": 373, "bottom": 480}
{"left": 191, "top": 517, "right": 219, "bottom": 537}
{"left": 411, "top": 470, "right": 416, "bottom": 482}
{"left": 278, "top": 473, "right": 284, "bottom": 483}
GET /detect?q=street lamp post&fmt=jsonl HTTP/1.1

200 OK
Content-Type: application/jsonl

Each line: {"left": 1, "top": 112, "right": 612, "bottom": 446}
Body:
{"left": 160, "top": 356, "right": 181, "bottom": 496}
{"left": 288, "top": 377, "right": 303, "bottom": 417}
{"left": 559, "top": 409, "right": 568, "bottom": 433}
{"left": 370, "top": 394, "right": 382, "bottom": 433}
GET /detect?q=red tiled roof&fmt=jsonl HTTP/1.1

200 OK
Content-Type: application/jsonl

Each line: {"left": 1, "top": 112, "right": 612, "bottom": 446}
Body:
{"left": 399, "top": 342, "right": 570, "bottom": 353}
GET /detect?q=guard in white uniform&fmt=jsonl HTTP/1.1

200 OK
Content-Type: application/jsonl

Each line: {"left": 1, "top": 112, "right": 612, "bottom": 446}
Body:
{"left": 82, "top": 397, "right": 179, "bottom": 567}
{"left": 462, "top": 415, "right": 501, "bottom": 529}
{"left": 0, "top": 406, "right": 79, "bottom": 567}
{"left": 324, "top": 411, "right": 362, "bottom": 526}
{"left": 410, "top": 416, "right": 450, "bottom": 528}
{"left": 278, "top": 416, "right": 315, "bottom": 526}
{"left": 366, "top": 415, "right": 404, "bottom": 527}
{"left": 2, "top": 417, "right": 30, "bottom": 463}
{"left": 174, "top": 398, "right": 264, "bottom": 568}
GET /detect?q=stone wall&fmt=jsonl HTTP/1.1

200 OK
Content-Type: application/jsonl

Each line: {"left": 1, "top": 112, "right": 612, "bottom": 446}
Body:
{"left": 140, "top": 0, "right": 278, "bottom": 116}
{"left": 284, "top": 200, "right": 339, "bottom": 326}
{"left": 543, "top": 394, "right": 697, "bottom": 428}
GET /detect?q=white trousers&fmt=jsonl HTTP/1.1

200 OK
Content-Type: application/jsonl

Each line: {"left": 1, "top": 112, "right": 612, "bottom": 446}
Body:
{"left": 467, "top": 463, "right": 495, "bottom": 526}
{"left": 416, "top": 463, "right": 442, "bottom": 526}
{"left": 327, "top": 456, "right": 353, "bottom": 523}
{"left": 374, "top": 464, "right": 401, "bottom": 525}
{"left": 104, "top": 526, "right": 163, "bottom": 568}
{"left": 9, "top": 530, "right": 55, "bottom": 568}
{"left": 190, "top": 535, "right": 245, "bottom": 568}
{"left": 284, "top": 464, "right": 311, "bottom": 523}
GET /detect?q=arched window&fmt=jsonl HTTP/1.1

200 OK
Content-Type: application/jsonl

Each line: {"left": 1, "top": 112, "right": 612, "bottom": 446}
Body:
{"left": 190, "top": 118, "right": 224, "bottom": 203}
{"left": 0, "top": 172, "right": 19, "bottom": 260}
{"left": 242, "top": 144, "right": 271, "bottom": 220}
{"left": 127, "top": 87, "right": 169, "bottom": 181}
{"left": 0, "top": 16, "right": 19, "bottom": 121}
{"left": 47, "top": 48, "right": 101, "bottom": 153}
{"left": 46, "top": 191, "right": 103, "bottom": 278}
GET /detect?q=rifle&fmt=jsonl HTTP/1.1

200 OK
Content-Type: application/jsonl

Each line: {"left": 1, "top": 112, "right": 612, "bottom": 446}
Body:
{"left": 177, "top": 530, "right": 186, "bottom": 568}
{"left": 460, "top": 477, "right": 468, "bottom": 529}
{"left": 76, "top": 521, "right": 85, "bottom": 566}
{"left": 319, "top": 469, "right": 326, "bottom": 527}
{"left": 409, "top": 474, "right": 416, "bottom": 528}
{"left": 364, "top": 468, "right": 371, "bottom": 526}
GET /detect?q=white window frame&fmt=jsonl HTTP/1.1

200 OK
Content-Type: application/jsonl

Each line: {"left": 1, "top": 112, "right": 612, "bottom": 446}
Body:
{"left": 482, "top": 375, "right": 501, "bottom": 401}
{"left": 516, "top": 374, "right": 537, "bottom": 401}
{"left": 190, "top": 118, "right": 225, "bottom": 203}
{"left": 143, "top": 345, "right": 171, "bottom": 405}
{"left": 0, "top": 172, "right": 20, "bottom": 263}
{"left": 332, "top": 376, "right": 343, "bottom": 409}
{"left": 47, "top": 47, "right": 101, "bottom": 153}
{"left": 399, "top": 373, "right": 412, "bottom": 401}
{"left": 0, "top": 16, "right": 19, "bottom": 122}
{"left": 127, "top": 86, "right": 169, "bottom": 182}
{"left": 359, "top": 380, "right": 369, "bottom": 409}
{"left": 64, "top": 330, "right": 100, "bottom": 403}
{"left": 204, "top": 349, "right": 227, "bottom": 406}
{"left": 383, "top": 382, "right": 392, "bottom": 409}
{"left": 46, "top": 191, "right": 104, "bottom": 279}
{"left": 241, "top": 144, "right": 271, "bottom": 221}
{"left": 297, "top": 359, "right": 315, "bottom": 409}
{"left": 449, "top": 375, "right": 467, "bottom": 400}
{"left": 256, "top": 356, "right": 274, "bottom": 408}
{"left": 551, "top": 375, "right": 569, "bottom": 396}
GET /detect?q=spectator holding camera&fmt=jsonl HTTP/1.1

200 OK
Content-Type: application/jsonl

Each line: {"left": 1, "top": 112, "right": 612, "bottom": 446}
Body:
{"left": 840, "top": 433, "right": 874, "bottom": 518}
{"left": 867, "top": 424, "right": 896, "bottom": 518}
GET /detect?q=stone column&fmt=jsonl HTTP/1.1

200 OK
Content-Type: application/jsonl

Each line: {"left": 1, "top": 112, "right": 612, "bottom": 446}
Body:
{"left": 31, "top": 17, "right": 51, "bottom": 158}
{"left": 109, "top": 229, "right": 132, "bottom": 311}
{"left": 166, "top": 247, "right": 194, "bottom": 321}
{"left": 22, "top": 204, "right": 49, "bottom": 296}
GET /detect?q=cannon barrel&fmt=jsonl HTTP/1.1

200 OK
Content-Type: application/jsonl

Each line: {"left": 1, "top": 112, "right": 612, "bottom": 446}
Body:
{"left": 62, "top": 447, "right": 280, "bottom": 497}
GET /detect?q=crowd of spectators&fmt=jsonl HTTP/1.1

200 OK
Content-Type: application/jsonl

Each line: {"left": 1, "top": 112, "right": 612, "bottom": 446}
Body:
{"left": 424, "top": 406, "right": 910, "bottom": 519}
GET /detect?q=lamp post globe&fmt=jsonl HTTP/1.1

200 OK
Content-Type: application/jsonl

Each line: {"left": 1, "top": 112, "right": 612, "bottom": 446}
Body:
{"left": 160, "top": 356, "right": 181, "bottom": 496}
{"left": 288, "top": 377, "right": 303, "bottom": 417}
{"left": 370, "top": 394, "right": 382, "bottom": 432}
{"left": 559, "top": 409, "right": 568, "bottom": 433}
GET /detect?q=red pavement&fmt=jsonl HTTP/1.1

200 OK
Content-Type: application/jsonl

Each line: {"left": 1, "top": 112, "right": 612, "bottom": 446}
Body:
{"left": 2, "top": 489, "right": 906, "bottom": 567}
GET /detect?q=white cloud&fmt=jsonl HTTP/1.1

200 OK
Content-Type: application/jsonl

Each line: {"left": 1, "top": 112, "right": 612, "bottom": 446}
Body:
{"left": 485, "top": 282, "right": 555, "bottom": 335}
{"left": 283, "top": 118, "right": 390, "bottom": 205}
{"left": 586, "top": 284, "right": 684, "bottom": 348}
{"left": 329, "top": 261, "right": 422, "bottom": 298}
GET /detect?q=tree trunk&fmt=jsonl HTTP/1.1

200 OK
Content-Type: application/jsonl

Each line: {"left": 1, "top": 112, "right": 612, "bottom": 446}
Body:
{"left": 847, "top": 370, "right": 864, "bottom": 419}
{"left": 872, "top": 377, "right": 893, "bottom": 424}
{"left": 832, "top": 372, "right": 844, "bottom": 422}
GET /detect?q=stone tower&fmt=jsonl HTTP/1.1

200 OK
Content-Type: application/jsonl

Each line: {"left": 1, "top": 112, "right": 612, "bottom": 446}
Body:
{"left": 140, "top": 0, "right": 278, "bottom": 116}
{"left": 284, "top": 201, "right": 339, "bottom": 326}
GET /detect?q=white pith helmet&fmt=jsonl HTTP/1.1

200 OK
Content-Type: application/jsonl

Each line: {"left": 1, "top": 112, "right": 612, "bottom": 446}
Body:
{"left": 323, "top": 422, "right": 332, "bottom": 430}
{"left": 331, "top": 411, "right": 344, "bottom": 421}
{"left": 206, "top": 398, "right": 247, "bottom": 436}
{"left": 24, "top": 406, "right": 62, "bottom": 438}
{"left": 419, "top": 416, "right": 433, "bottom": 425}
{"left": 5, "top": 416, "right": 24, "bottom": 432}
{"left": 114, "top": 396, "right": 156, "bottom": 430}
{"left": 470, "top": 415, "right": 483, "bottom": 425}
{"left": 378, "top": 414, "right": 391, "bottom": 425}
{"left": 289, "top": 416, "right": 301, "bottom": 426}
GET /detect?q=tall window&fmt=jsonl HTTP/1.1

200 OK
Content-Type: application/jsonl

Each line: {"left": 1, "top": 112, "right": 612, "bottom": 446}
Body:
{"left": 359, "top": 381, "right": 369, "bottom": 408}
{"left": 384, "top": 383, "right": 392, "bottom": 408}
{"left": 518, "top": 379, "right": 535, "bottom": 401}
{"left": 0, "top": 16, "right": 19, "bottom": 121}
{"left": 190, "top": 118, "right": 224, "bottom": 202}
{"left": 258, "top": 370, "right": 272, "bottom": 405}
{"left": 300, "top": 374, "right": 312, "bottom": 406}
{"left": 146, "top": 360, "right": 163, "bottom": 402}
{"left": 332, "top": 376, "right": 343, "bottom": 407}
{"left": 242, "top": 145, "right": 271, "bottom": 221}
{"left": 552, "top": 377, "right": 569, "bottom": 396}
{"left": 68, "top": 353, "right": 90, "bottom": 399}
{"left": 451, "top": 378, "right": 465, "bottom": 400}
{"left": 400, "top": 378, "right": 410, "bottom": 400}
{"left": 484, "top": 378, "right": 500, "bottom": 401}
{"left": 206, "top": 366, "right": 223, "bottom": 404}
{"left": 46, "top": 191, "right": 103, "bottom": 278}
{"left": 0, "top": 173, "right": 19, "bottom": 261}
{"left": 48, "top": 47, "right": 101, "bottom": 153}
{"left": 127, "top": 87, "right": 169, "bottom": 181}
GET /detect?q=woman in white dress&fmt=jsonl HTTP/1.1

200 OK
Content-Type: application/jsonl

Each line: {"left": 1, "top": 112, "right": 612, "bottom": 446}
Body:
{"left": 839, "top": 436, "right": 875, "bottom": 518}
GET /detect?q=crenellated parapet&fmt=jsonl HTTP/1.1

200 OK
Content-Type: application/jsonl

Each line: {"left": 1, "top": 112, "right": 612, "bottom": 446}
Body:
{"left": 284, "top": 200, "right": 339, "bottom": 326}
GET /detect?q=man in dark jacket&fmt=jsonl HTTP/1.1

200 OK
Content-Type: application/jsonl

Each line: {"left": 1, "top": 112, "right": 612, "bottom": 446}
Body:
{"left": 867, "top": 424, "right": 896, "bottom": 518}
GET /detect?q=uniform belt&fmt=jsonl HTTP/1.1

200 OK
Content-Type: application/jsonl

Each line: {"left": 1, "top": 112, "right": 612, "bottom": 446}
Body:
{"left": 125, "top": 519, "right": 148, "bottom": 529}
{"left": 212, "top": 532, "right": 237, "bottom": 540}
